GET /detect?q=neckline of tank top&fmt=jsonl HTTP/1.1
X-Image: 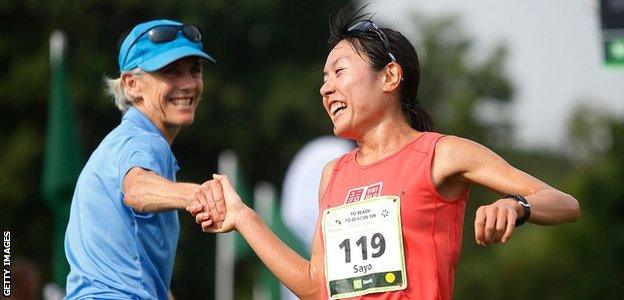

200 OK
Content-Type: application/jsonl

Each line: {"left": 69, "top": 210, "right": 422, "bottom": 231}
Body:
{"left": 352, "top": 132, "right": 429, "bottom": 170}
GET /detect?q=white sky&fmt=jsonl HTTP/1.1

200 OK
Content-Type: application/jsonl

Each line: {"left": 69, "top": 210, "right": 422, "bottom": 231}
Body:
{"left": 373, "top": 0, "right": 624, "bottom": 149}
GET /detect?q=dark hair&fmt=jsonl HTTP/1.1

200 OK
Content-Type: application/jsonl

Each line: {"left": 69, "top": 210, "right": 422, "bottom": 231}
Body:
{"left": 327, "top": 5, "right": 433, "bottom": 132}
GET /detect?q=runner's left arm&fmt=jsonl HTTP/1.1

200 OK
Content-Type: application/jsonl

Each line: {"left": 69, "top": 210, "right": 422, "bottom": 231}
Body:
{"left": 433, "top": 136, "right": 580, "bottom": 245}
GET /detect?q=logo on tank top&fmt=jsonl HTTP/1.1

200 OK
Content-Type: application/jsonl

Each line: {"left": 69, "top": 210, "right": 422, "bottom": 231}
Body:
{"left": 344, "top": 182, "right": 383, "bottom": 204}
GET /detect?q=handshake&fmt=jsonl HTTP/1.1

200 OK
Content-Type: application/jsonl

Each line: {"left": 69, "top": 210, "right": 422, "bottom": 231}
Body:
{"left": 185, "top": 174, "right": 246, "bottom": 233}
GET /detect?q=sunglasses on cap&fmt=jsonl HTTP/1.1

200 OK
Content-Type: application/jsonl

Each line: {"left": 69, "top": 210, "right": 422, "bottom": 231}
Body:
{"left": 347, "top": 20, "right": 396, "bottom": 62}
{"left": 122, "top": 24, "right": 203, "bottom": 67}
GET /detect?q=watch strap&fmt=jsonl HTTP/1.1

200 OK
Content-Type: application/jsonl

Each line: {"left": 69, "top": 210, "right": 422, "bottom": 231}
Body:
{"left": 505, "top": 194, "right": 531, "bottom": 227}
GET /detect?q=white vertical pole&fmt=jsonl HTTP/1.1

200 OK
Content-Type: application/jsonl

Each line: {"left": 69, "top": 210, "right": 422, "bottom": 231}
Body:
{"left": 253, "top": 182, "right": 275, "bottom": 300}
{"left": 215, "top": 150, "right": 237, "bottom": 300}
{"left": 254, "top": 182, "right": 275, "bottom": 227}
{"left": 50, "top": 31, "right": 66, "bottom": 66}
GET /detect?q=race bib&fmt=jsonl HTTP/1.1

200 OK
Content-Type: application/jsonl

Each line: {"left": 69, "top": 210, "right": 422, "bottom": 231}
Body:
{"left": 322, "top": 196, "right": 407, "bottom": 299}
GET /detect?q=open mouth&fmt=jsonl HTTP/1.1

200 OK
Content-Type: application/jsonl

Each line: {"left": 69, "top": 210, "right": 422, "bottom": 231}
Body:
{"left": 170, "top": 97, "right": 194, "bottom": 107}
{"left": 330, "top": 101, "right": 347, "bottom": 116}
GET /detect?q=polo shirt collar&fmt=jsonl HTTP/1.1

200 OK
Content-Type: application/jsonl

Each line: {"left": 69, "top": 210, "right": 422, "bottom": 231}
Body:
{"left": 122, "top": 107, "right": 165, "bottom": 139}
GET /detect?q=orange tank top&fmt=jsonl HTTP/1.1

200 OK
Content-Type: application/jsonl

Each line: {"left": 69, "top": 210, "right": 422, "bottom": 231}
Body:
{"left": 319, "top": 132, "right": 469, "bottom": 300}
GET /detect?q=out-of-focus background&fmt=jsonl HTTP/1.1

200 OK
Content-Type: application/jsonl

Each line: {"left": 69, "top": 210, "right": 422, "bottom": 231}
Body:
{"left": 1, "top": 0, "right": 623, "bottom": 299}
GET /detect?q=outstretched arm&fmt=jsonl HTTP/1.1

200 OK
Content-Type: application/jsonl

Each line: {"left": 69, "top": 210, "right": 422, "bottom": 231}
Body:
{"left": 189, "top": 174, "right": 324, "bottom": 299}
{"left": 433, "top": 136, "right": 580, "bottom": 245}
{"left": 123, "top": 167, "right": 225, "bottom": 218}
{"left": 188, "top": 160, "right": 338, "bottom": 299}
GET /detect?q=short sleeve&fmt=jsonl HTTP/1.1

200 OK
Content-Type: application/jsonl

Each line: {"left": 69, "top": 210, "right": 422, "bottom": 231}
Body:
{"left": 118, "top": 134, "right": 171, "bottom": 189}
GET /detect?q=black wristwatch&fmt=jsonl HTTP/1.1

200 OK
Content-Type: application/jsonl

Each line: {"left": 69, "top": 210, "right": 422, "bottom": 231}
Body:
{"left": 505, "top": 194, "right": 531, "bottom": 227}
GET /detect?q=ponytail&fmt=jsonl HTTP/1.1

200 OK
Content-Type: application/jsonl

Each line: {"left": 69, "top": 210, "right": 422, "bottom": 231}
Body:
{"left": 402, "top": 100, "right": 433, "bottom": 132}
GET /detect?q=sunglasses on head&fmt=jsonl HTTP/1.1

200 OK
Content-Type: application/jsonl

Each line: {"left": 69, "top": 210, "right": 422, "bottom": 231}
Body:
{"left": 347, "top": 20, "right": 396, "bottom": 62}
{"left": 122, "top": 24, "right": 203, "bottom": 67}
{"left": 146, "top": 24, "right": 202, "bottom": 43}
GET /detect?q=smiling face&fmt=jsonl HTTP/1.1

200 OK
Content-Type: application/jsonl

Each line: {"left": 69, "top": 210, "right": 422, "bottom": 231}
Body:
{"left": 320, "top": 39, "right": 391, "bottom": 139}
{"left": 125, "top": 56, "right": 204, "bottom": 142}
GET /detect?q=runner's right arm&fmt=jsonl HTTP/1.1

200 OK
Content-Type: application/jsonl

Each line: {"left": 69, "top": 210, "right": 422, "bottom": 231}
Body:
{"left": 188, "top": 159, "right": 338, "bottom": 299}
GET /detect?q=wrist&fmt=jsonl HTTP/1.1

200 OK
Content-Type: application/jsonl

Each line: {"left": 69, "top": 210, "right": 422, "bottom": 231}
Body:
{"left": 235, "top": 206, "right": 257, "bottom": 231}
{"left": 176, "top": 182, "right": 201, "bottom": 204}
{"left": 501, "top": 198, "right": 525, "bottom": 218}
{"left": 504, "top": 194, "right": 531, "bottom": 226}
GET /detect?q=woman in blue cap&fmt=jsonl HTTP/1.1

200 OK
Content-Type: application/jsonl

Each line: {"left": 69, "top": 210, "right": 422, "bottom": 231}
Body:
{"left": 64, "top": 19, "right": 225, "bottom": 299}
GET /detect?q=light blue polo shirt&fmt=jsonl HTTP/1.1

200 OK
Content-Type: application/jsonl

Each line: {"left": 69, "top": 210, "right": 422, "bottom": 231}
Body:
{"left": 65, "top": 107, "right": 180, "bottom": 299}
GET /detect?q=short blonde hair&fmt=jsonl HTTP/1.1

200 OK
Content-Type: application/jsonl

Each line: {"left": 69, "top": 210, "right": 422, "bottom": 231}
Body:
{"left": 104, "top": 68, "right": 143, "bottom": 112}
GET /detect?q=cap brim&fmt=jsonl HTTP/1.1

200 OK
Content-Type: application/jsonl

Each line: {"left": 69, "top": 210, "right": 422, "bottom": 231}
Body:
{"left": 138, "top": 46, "right": 215, "bottom": 72}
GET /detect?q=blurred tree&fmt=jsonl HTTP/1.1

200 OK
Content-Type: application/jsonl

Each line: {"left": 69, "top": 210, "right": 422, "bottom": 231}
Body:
{"left": 413, "top": 13, "right": 514, "bottom": 146}
{"left": 542, "top": 109, "right": 624, "bottom": 299}
{"left": 454, "top": 107, "right": 622, "bottom": 300}
{"left": 567, "top": 103, "right": 612, "bottom": 161}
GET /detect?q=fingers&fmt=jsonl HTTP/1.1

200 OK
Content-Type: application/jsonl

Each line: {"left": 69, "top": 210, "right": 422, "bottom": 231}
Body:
{"left": 202, "top": 220, "right": 217, "bottom": 233}
{"left": 193, "top": 190, "right": 212, "bottom": 225}
{"left": 475, "top": 202, "right": 519, "bottom": 246}
{"left": 200, "top": 184, "right": 221, "bottom": 229}
{"left": 213, "top": 174, "right": 234, "bottom": 192}
{"left": 207, "top": 180, "right": 226, "bottom": 223}
{"left": 186, "top": 192, "right": 203, "bottom": 216}
{"left": 187, "top": 202, "right": 203, "bottom": 215}
{"left": 195, "top": 211, "right": 212, "bottom": 225}
{"left": 189, "top": 174, "right": 241, "bottom": 234}
{"left": 501, "top": 210, "right": 516, "bottom": 243}
{"left": 492, "top": 208, "right": 507, "bottom": 243}
{"left": 474, "top": 206, "right": 486, "bottom": 246}
{"left": 483, "top": 207, "right": 497, "bottom": 244}
{"left": 193, "top": 187, "right": 215, "bottom": 229}
{"left": 189, "top": 178, "right": 229, "bottom": 233}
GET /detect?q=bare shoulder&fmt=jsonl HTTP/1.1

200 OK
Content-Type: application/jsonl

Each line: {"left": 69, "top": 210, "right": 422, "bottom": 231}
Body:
{"left": 436, "top": 135, "right": 486, "bottom": 153}
{"left": 439, "top": 134, "right": 500, "bottom": 158}
{"left": 434, "top": 135, "right": 506, "bottom": 179}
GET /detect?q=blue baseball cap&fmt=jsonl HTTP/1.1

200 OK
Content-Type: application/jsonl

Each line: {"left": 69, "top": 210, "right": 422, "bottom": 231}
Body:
{"left": 118, "top": 19, "right": 215, "bottom": 72}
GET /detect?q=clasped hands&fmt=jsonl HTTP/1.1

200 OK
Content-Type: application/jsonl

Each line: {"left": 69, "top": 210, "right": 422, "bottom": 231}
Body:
{"left": 186, "top": 174, "right": 245, "bottom": 233}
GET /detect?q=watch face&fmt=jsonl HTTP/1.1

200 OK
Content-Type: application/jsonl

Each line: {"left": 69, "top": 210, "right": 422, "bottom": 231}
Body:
{"left": 507, "top": 194, "right": 530, "bottom": 207}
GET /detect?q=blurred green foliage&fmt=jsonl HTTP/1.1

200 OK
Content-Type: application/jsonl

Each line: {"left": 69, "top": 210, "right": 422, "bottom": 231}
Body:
{"left": 0, "top": 1, "right": 621, "bottom": 299}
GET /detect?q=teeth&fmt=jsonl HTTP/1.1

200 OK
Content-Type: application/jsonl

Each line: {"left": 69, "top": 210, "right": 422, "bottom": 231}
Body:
{"left": 171, "top": 98, "right": 192, "bottom": 106}
{"left": 330, "top": 102, "right": 347, "bottom": 115}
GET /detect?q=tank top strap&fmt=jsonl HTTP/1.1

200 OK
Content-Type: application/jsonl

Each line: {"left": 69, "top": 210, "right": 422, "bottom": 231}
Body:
{"left": 410, "top": 132, "right": 446, "bottom": 154}
{"left": 406, "top": 132, "right": 446, "bottom": 197}
{"left": 332, "top": 148, "right": 356, "bottom": 172}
